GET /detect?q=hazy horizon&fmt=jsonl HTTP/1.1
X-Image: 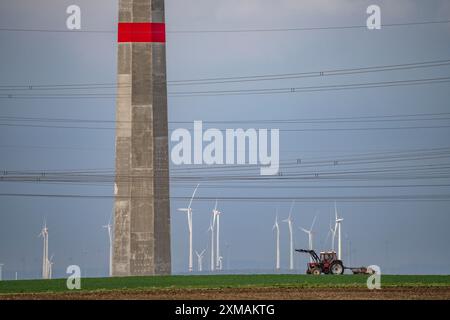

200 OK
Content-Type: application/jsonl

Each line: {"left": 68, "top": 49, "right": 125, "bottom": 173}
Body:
{"left": 1, "top": 0, "right": 450, "bottom": 280}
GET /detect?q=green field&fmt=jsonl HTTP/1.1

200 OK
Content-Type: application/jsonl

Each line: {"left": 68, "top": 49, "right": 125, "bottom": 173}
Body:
{"left": 0, "top": 274, "right": 449, "bottom": 295}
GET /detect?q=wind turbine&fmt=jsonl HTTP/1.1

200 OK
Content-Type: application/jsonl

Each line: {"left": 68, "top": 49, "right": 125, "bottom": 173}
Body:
{"left": 300, "top": 216, "right": 317, "bottom": 262}
{"left": 103, "top": 212, "right": 113, "bottom": 277}
{"left": 335, "top": 202, "right": 344, "bottom": 260}
{"left": 217, "top": 256, "right": 223, "bottom": 270}
{"left": 48, "top": 255, "right": 54, "bottom": 279}
{"left": 195, "top": 249, "right": 206, "bottom": 272}
{"left": 300, "top": 215, "right": 317, "bottom": 250}
{"left": 345, "top": 233, "right": 352, "bottom": 266}
{"left": 272, "top": 211, "right": 280, "bottom": 270}
{"left": 207, "top": 218, "right": 215, "bottom": 271}
{"left": 225, "top": 242, "right": 231, "bottom": 270}
{"left": 39, "top": 221, "right": 49, "bottom": 279}
{"left": 0, "top": 264, "right": 4, "bottom": 281}
{"left": 208, "top": 200, "right": 220, "bottom": 271}
{"left": 213, "top": 200, "right": 223, "bottom": 270}
{"left": 324, "top": 213, "right": 337, "bottom": 251}
{"left": 283, "top": 201, "right": 295, "bottom": 270}
{"left": 178, "top": 184, "right": 199, "bottom": 272}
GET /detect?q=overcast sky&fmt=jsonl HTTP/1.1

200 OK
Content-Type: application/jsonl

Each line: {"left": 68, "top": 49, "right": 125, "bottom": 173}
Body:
{"left": 0, "top": 0, "right": 450, "bottom": 279}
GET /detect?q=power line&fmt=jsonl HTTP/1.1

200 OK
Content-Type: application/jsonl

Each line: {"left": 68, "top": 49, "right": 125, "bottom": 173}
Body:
{"left": 168, "top": 76, "right": 450, "bottom": 97}
{"left": 2, "top": 162, "right": 450, "bottom": 183}
{"left": 2, "top": 111, "right": 450, "bottom": 125}
{"left": 0, "top": 28, "right": 115, "bottom": 34}
{"left": 167, "top": 20, "right": 450, "bottom": 33}
{"left": 1, "top": 59, "right": 449, "bottom": 89}
{"left": 168, "top": 60, "right": 450, "bottom": 86}
{"left": 172, "top": 155, "right": 450, "bottom": 174}
{"left": 2, "top": 173, "right": 449, "bottom": 183}
{"left": 1, "top": 77, "right": 448, "bottom": 99}
{"left": 0, "top": 94, "right": 121, "bottom": 99}
{"left": 2, "top": 147, "right": 450, "bottom": 174}
{"left": 2, "top": 122, "right": 450, "bottom": 131}
{"left": 0, "top": 144, "right": 111, "bottom": 151}
{"left": 1, "top": 19, "right": 449, "bottom": 34}
{"left": 7, "top": 180, "right": 450, "bottom": 190}
{"left": 172, "top": 183, "right": 450, "bottom": 189}
{"left": 0, "top": 193, "right": 449, "bottom": 202}
{"left": 0, "top": 84, "right": 122, "bottom": 91}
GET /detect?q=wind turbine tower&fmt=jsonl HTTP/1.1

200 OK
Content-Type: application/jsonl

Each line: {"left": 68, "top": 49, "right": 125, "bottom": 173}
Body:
{"left": 195, "top": 250, "right": 206, "bottom": 272}
{"left": 48, "top": 255, "right": 54, "bottom": 279}
{"left": 0, "top": 264, "right": 4, "bottom": 281}
{"left": 300, "top": 215, "right": 317, "bottom": 262}
{"left": 208, "top": 217, "right": 215, "bottom": 271}
{"left": 177, "top": 184, "right": 199, "bottom": 272}
{"left": 103, "top": 215, "right": 113, "bottom": 277}
{"left": 324, "top": 213, "right": 337, "bottom": 251}
{"left": 217, "top": 256, "right": 223, "bottom": 270}
{"left": 39, "top": 222, "right": 49, "bottom": 279}
{"left": 335, "top": 202, "right": 344, "bottom": 260}
{"left": 330, "top": 216, "right": 337, "bottom": 251}
{"left": 273, "top": 212, "right": 280, "bottom": 270}
{"left": 283, "top": 201, "right": 295, "bottom": 270}
{"left": 213, "top": 201, "right": 223, "bottom": 270}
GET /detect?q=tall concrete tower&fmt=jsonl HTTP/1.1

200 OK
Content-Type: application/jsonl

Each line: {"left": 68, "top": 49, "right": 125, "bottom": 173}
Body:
{"left": 113, "top": 0, "right": 171, "bottom": 276}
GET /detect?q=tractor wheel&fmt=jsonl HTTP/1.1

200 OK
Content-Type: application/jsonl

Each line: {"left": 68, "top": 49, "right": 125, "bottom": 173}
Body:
{"left": 311, "top": 267, "right": 321, "bottom": 276}
{"left": 330, "top": 261, "right": 344, "bottom": 275}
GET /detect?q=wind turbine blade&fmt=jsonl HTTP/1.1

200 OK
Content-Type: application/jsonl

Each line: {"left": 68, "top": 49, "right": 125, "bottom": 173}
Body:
{"left": 288, "top": 200, "right": 295, "bottom": 218}
{"left": 299, "top": 227, "right": 309, "bottom": 233}
{"left": 178, "top": 208, "right": 188, "bottom": 212}
{"left": 188, "top": 184, "right": 200, "bottom": 209}
{"left": 310, "top": 215, "right": 317, "bottom": 231}
{"left": 207, "top": 217, "right": 214, "bottom": 232}
{"left": 214, "top": 199, "right": 218, "bottom": 212}
{"left": 325, "top": 229, "right": 331, "bottom": 243}
{"left": 329, "top": 213, "right": 334, "bottom": 230}
{"left": 334, "top": 201, "right": 338, "bottom": 221}
{"left": 274, "top": 212, "right": 279, "bottom": 228}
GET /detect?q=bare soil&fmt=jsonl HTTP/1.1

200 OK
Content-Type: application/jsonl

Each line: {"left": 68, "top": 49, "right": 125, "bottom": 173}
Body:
{"left": 1, "top": 286, "right": 449, "bottom": 300}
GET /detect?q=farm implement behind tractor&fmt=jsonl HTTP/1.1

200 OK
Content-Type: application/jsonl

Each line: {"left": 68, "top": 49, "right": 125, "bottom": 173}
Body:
{"left": 295, "top": 249, "right": 374, "bottom": 275}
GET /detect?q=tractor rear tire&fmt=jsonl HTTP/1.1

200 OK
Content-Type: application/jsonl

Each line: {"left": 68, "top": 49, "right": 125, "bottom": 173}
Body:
{"left": 330, "top": 261, "right": 344, "bottom": 275}
{"left": 311, "top": 267, "right": 321, "bottom": 276}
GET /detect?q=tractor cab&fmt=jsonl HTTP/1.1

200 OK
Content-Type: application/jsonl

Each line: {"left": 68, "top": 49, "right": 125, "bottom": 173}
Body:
{"left": 315, "top": 251, "right": 338, "bottom": 274}
{"left": 320, "top": 251, "right": 337, "bottom": 264}
{"left": 296, "top": 249, "right": 344, "bottom": 275}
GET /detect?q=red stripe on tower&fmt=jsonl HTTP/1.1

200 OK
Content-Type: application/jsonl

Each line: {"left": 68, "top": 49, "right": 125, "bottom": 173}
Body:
{"left": 118, "top": 22, "right": 166, "bottom": 43}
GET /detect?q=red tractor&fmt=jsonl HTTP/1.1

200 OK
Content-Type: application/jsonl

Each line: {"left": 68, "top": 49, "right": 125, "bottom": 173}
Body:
{"left": 295, "top": 249, "right": 344, "bottom": 275}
